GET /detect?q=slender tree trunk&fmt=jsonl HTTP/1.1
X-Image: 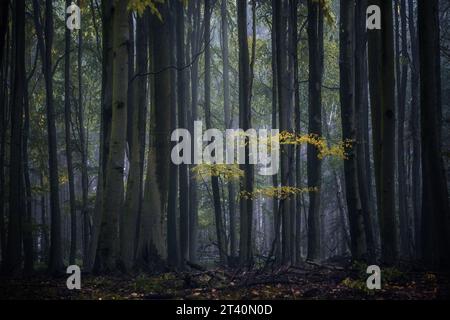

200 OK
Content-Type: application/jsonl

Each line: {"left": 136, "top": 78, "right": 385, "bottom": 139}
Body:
{"left": 340, "top": 0, "right": 366, "bottom": 261}
{"left": 87, "top": 0, "right": 113, "bottom": 272}
{"left": 221, "top": 0, "right": 237, "bottom": 263}
{"left": 64, "top": 0, "right": 77, "bottom": 266}
{"left": 354, "top": 0, "right": 376, "bottom": 262}
{"left": 204, "top": 0, "right": 227, "bottom": 266}
{"left": 178, "top": 0, "right": 190, "bottom": 268}
{"left": 188, "top": 0, "right": 200, "bottom": 264}
{"left": 306, "top": 0, "right": 323, "bottom": 262}
{"left": 167, "top": 3, "right": 179, "bottom": 268}
{"left": 271, "top": 0, "right": 281, "bottom": 263}
{"left": 408, "top": 0, "right": 421, "bottom": 259}
{"left": 237, "top": 0, "right": 254, "bottom": 267}
{"left": 77, "top": 1, "right": 90, "bottom": 264}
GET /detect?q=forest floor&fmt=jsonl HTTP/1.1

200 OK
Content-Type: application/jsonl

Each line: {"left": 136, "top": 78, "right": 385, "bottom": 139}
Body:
{"left": 1, "top": 262, "right": 449, "bottom": 300}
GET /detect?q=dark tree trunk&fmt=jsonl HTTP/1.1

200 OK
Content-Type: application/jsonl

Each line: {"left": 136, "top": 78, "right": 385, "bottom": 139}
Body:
{"left": 204, "top": 0, "right": 227, "bottom": 266}
{"left": 354, "top": 0, "right": 376, "bottom": 262}
{"left": 0, "top": 0, "right": 9, "bottom": 265}
{"left": 64, "top": 0, "right": 77, "bottom": 266}
{"left": 221, "top": 0, "right": 237, "bottom": 263}
{"left": 418, "top": 0, "right": 450, "bottom": 269}
{"left": 339, "top": 0, "right": 366, "bottom": 261}
{"left": 408, "top": 0, "right": 421, "bottom": 260}
{"left": 77, "top": 1, "right": 90, "bottom": 264}
{"left": 306, "top": 0, "right": 323, "bottom": 262}
{"left": 4, "top": 0, "right": 25, "bottom": 275}
{"left": 367, "top": 0, "right": 398, "bottom": 265}
{"left": 32, "top": 0, "right": 64, "bottom": 274}
{"left": 237, "top": 0, "right": 254, "bottom": 267}
{"left": 178, "top": 0, "right": 190, "bottom": 268}
{"left": 188, "top": 0, "right": 200, "bottom": 264}
{"left": 87, "top": 0, "right": 113, "bottom": 272}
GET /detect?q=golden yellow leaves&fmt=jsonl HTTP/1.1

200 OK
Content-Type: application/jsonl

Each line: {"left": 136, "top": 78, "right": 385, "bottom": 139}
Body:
{"left": 127, "top": 0, "right": 163, "bottom": 20}
{"left": 191, "top": 163, "right": 244, "bottom": 181}
{"left": 240, "top": 186, "right": 318, "bottom": 200}
{"left": 276, "top": 131, "right": 351, "bottom": 160}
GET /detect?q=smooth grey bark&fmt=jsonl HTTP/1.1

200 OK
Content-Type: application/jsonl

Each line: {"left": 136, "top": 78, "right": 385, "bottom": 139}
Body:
{"left": 95, "top": 0, "right": 129, "bottom": 273}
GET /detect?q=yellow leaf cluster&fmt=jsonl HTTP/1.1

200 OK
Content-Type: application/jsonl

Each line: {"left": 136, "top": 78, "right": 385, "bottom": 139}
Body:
{"left": 240, "top": 186, "right": 318, "bottom": 200}
{"left": 127, "top": 0, "right": 163, "bottom": 20}
{"left": 276, "top": 131, "right": 352, "bottom": 160}
{"left": 191, "top": 163, "right": 244, "bottom": 181}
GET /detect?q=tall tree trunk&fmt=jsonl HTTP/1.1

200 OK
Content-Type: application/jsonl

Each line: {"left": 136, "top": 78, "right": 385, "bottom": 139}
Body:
{"left": 367, "top": 0, "right": 398, "bottom": 265}
{"left": 204, "top": 0, "right": 227, "bottom": 266}
{"left": 395, "top": 0, "right": 410, "bottom": 259}
{"left": 221, "top": 0, "right": 237, "bottom": 263}
{"left": 418, "top": 0, "right": 450, "bottom": 269}
{"left": 339, "top": 0, "right": 366, "bottom": 261}
{"left": 77, "top": 1, "right": 90, "bottom": 264}
{"left": 64, "top": 0, "right": 77, "bottom": 266}
{"left": 121, "top": 12, "right": 148, "bottom": 272}
{"left": 0, "top": 0, "right": 9, "bottom": 265}
{"left": 138, "top": 3, "right": 171, "bottom": 267}
{"left": 4, "top": 0, "right": 25, "bottom": 275}
{"left": 87, "top": 0, "right": 113, "bottom": 271}
{"left": 188, "top": 0, "right": 200, "bottom": 264}
{"left": 306, "top": 0, "right": 323, "bottom": 262}
{"left": 408, "top": 0, "right": 421, "bottom": 259}
{"left": 290, "top": 0, "right": 303, "bottom": 266}
{"left": 237, "top": 0, "right": 254, "bottom": 267}
{"left": 354, "top": 0, "right": 376, "bottom": 262}
{"left": 178, "top": 0, "right": 190, "bottom": 268}
{"left": 167, "top": 2, "right": 179, "bottom": 268}
{"left": 270, "top": 0, "right": 281, "bottom": 263}
{"left": 95, "top": 0, "right": 129, "bottom": 273}
{"left": 275, "top": 0, "right": 292, "bottom": 265}
{"left": 32, "top": 0, "right": 64, "bottom": 274}
{"left": 23, "top": 42, "right": 35, "bottom": 274}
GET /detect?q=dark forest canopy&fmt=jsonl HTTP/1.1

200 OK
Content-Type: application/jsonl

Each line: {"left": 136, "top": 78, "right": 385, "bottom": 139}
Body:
{"left": 0, "top": 0, "right": 449, "bottom": 299}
